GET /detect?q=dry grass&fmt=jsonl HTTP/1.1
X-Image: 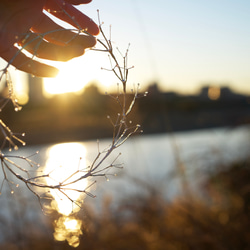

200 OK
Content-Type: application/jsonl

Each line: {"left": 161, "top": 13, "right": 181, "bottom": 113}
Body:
{"left": 0, "top": 158, "right": 249, "bottom": 250}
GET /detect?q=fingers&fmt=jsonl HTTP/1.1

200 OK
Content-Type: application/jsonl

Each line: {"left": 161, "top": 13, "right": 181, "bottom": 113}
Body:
{"left": 1, "top": 47, "right": 59, "bottom": 77}
{"left": 44, "top": 0, "right": 99, "bottom": 35}
{"left": 18, "top": 32, "right": 89, "bottom": 61}
{"left": 31, "top": 13, "right": 96, "bottom": 47}
{"left": 65, "top": 0, "right": 92, "bottom": 4}
{"left": 0, "top": 0, "right": 98, "bottom": 77}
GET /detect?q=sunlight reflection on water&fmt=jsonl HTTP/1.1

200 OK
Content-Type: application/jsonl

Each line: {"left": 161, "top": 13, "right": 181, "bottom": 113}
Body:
{"left": 44, "top": 142, "right": 89, "bottom": 247}
{"left": 2, "top": 126, "right": 250, "bottom": 247}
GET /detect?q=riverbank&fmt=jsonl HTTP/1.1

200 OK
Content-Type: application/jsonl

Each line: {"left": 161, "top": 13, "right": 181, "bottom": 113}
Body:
{"left": 1, "top": 84, "right": 250, "bottom": 146}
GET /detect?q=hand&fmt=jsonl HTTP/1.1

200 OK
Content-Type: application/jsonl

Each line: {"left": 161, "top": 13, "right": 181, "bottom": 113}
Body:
{"left": 0, "top": 0, "right": 99, "bottom": 77}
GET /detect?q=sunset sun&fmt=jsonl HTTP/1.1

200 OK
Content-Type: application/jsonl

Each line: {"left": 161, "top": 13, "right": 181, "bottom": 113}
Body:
{"left": 43, "top": 58, "right": 90, "bottom": 96}
{"left": 43, "top": 52, "right": 116, "bottom": 97}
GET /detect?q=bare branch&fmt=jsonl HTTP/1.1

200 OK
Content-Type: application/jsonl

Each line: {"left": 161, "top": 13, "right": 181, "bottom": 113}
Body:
{"left": 0, "top": 10, "right": 144, "bottom": 214}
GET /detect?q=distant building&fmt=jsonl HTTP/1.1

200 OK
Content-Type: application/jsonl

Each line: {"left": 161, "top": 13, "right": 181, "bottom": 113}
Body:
{"left": 220, "top": 87, "right": 234, "bottom": 99}
{"left": 28, "top": 75, "right": 45, "bottom": 104}
{"left": 147, "top": 83, "right": 161, "bottom": 96}
{"left": 200, "top": 85, "right": 245, "bottom": 101}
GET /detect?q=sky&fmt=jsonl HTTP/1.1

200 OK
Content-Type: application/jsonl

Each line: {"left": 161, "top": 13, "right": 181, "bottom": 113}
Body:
{"left": 75, "top": 0, "right": 250, "bottom": 95}
{"left": 0, "top": 0, "right": 250, "bottom": 96}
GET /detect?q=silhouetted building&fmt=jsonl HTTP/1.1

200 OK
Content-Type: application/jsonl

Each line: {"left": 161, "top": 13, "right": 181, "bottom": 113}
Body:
{"left": 147, "top": 83, "right": 161, "bottom": 96}
{"left": 28, "top": 75, "right": 45, "bottom": 104}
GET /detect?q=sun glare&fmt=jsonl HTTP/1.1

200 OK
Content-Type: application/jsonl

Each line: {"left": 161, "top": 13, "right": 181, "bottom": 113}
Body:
{"left": 43, "top": 52, "right": 117, "bottom": 97}
{"left": 43, "top": 59, "right": 89, "bottom": 97}
{"left": 15, "top": 71, "right": 29, "bottom": 105}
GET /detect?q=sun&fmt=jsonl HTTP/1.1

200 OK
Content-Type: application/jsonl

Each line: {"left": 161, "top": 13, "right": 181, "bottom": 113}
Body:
{"left": 43, "top": 52, "right": 117, "bottom": 97}
{"left": 43, "top": 58, "right": 89, "bottom": 97}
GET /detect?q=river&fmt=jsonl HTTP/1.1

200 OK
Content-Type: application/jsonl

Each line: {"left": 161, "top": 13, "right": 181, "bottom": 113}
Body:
{"left": 3, "top": 125, "right": 250, "bottom": 201}
{"left": 0, "top": 125, "right": 249, "bottom": 242}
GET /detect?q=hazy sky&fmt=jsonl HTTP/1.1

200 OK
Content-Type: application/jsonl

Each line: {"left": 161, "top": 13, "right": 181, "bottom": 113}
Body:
{"left": 77, "top": 0, "right": 250, "bottom": 94}
{"left": 0, "top": 0, "right": 249, "bottom": 96}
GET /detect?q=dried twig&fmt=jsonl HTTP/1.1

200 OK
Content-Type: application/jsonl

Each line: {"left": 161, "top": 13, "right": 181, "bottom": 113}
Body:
{"left": 0, "top": 10, "right": 145, "bottom": 211}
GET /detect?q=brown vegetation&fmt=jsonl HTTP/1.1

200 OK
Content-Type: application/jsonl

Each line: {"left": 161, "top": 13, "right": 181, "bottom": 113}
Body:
{"left": 0, "top": 159, "right": 249, "bottom": 250}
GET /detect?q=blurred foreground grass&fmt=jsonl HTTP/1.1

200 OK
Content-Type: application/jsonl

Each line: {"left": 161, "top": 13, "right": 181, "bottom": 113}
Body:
{"left": 0, "top": 158, "right": 249, "bottom": 250}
